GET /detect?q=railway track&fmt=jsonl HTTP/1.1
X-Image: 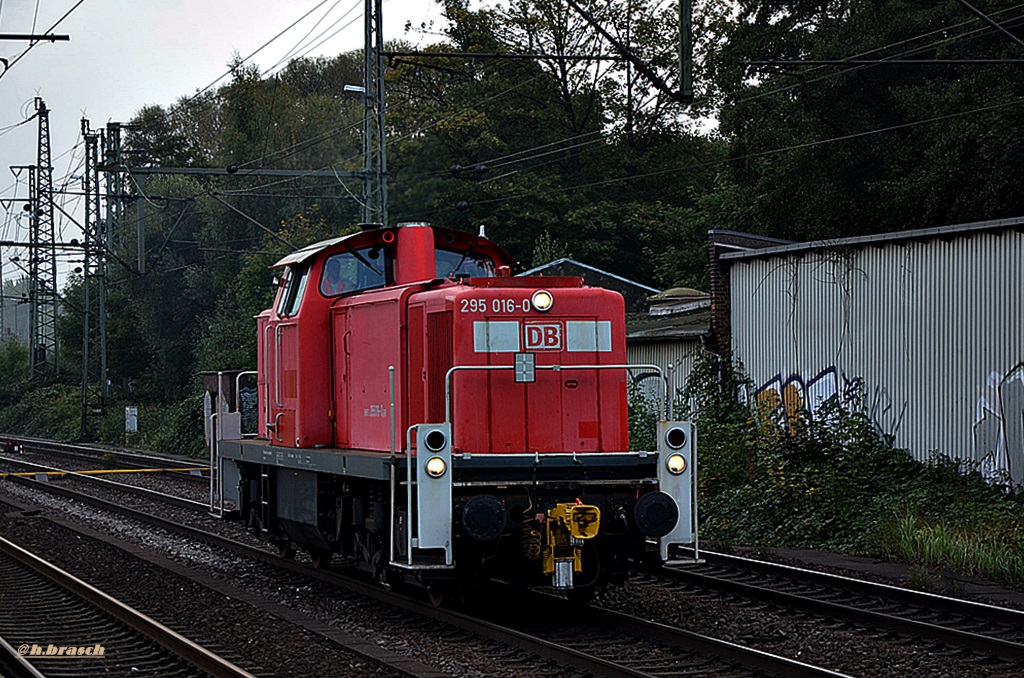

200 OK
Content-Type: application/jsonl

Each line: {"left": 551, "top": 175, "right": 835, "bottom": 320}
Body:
{"left": 2, "top": 436, "right": 207, "bottom": 478}
{"left": 646, "top": 550, "right": 1024, "bottom": 669}
{"left": 0, "top": 533, "right": 253, "bottom": 678}
{"left": 460, "top": 583, "right": 849, "bottom": 677}
{"left": 6, "top": 438, "right": 1024, "bottom": 676}
{"left": 0, "top": 454, "right": 208, "bottom": 510}
{"left": 1, "top": 454, "right": 847, "bottom": 677}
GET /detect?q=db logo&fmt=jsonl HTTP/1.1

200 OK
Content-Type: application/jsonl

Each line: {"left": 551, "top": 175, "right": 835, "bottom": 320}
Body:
{"left": 524, "top": 323, "right": 561, "bottom": 350}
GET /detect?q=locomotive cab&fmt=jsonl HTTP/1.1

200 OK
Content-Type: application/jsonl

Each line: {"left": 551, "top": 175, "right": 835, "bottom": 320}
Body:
{"left": 209, "top": 222, "right": 697, "bottom": 595}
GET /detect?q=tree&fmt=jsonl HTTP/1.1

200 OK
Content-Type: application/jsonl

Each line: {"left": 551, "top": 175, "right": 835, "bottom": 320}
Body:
{"left": 704, "top": 0, "right": 1024, "bottom": 240}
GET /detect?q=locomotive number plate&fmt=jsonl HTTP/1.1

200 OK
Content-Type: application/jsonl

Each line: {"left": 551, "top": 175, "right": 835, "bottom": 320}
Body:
{"left": 460, "top": 297, "right": 530, "bottom": 314}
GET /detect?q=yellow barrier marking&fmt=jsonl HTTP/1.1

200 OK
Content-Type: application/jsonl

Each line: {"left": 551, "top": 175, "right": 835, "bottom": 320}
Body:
{"left": 0, "top": 467, "right": 209, "bottom": 478}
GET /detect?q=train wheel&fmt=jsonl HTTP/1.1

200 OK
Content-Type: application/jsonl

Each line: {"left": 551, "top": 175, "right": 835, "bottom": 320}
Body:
{"left": 428, "top": 582, "right": 464, "bottom": 608}
{"left": 278, "top": 543, "right": 296, "bottom": 559}
{"left": 427, "top": 585, "right": 447, "bottom": 607}
{"left": 309, "top": 549, "right": 332, "bottom": 570}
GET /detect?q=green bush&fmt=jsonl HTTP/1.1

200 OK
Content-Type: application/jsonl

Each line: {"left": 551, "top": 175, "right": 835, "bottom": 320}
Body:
{"left": 627, "top": 382, "right": 659, "bottom": 452}
{"left": 0, "top": 383, "right": 83, "bottom": 441}
{"left": 0, "top": 382, "right": 206, "bottom": 458}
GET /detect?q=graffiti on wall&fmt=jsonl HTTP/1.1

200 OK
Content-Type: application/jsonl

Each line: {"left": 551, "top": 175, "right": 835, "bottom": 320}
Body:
{"left": 751, "top": 366, "right": 859, "bottom": 425}
{"left": 974, "top": 364, "right": 1024, "bottom": 485}
{"left": 751, "top": 366, "right": 907, "bottom": 441}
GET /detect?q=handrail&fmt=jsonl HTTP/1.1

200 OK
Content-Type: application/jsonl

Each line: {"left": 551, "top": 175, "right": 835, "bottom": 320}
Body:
{"left": 388, "top": 366, "right": 397, "bottom": 567}
{"left": 271, "top": 413, "right": 284, "bottom": 442}
{"left": 262, "top": 325, "right": 273, "bottom": 430}
{"left": 234, "top": 370, "right": 258, "bottom": 437}
{"left": 444, "top": 362, "right": 668, "bottom": 428}
{"left": 405, "top": 425, "right": 416, "bottom": 566}
{"left": 274, "top": 326, "right": 283, "bottom": 407}
{"left": 208, "top": 412, "right": 218, "bottom": 515}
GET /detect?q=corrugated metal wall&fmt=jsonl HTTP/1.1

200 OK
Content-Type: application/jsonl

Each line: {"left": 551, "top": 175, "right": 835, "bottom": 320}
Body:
{"left": 627, "top": 339, "right": 706, "bottom": 414}
{"left": 730, "top": 231, "right": 1024, "bottom": 483}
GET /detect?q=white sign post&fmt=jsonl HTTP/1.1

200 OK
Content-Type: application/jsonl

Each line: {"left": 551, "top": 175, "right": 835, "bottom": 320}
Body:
{"left": 125, "top": 406, "right": 138, "bottom": 434}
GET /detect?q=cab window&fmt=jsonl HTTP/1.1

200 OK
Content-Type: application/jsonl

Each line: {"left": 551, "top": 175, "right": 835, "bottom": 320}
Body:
{"left": 436, "top": 248, "right": 495, "bottom": 279}
{"left": 320, "top": 246, "right": 389, "bottom": 297}
{"left": 276, "top": 265, "right": 309, "bottom": 317}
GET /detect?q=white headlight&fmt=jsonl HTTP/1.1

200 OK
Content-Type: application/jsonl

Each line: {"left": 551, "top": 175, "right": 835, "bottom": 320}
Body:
{"left": 425, "top": 456, "right": 447, "bottom": 478}
{"left": 531, "top": 290, "right": 553, "bottom": 312}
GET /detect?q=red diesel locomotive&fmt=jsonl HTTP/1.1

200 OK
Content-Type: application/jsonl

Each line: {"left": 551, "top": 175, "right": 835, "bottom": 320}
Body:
{"left": 207, "top": 222, "right": 695, "bottom": 596}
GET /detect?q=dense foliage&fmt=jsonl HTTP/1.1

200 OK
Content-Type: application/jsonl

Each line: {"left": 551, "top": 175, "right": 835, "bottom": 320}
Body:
{"left": 706, "top": 0, "right": 1024, "bottom": 240}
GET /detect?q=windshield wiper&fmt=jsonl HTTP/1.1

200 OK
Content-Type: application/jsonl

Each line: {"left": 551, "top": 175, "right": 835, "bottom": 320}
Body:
{"left": 449, "top": 242, "right": 475, "bottom": 278}
{"left": 346, "top": 245, "right": 382, "bottom": 276}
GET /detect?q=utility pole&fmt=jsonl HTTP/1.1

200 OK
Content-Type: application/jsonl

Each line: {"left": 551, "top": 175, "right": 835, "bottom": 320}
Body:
{"left": 29, "top": 98, "right": 59, "bottom": 378}
{"left": 362, "top": 0, "right": 387, "bottom": 226}
{"left": 80, "top": 119, "right": 107, "bottom": 438}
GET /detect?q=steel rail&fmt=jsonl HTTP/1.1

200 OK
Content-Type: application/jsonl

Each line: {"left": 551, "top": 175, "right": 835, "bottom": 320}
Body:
{"left": 4, "top": 472, "right": 846, "bottom": 678}
{"left": 0, "top": 535, "right": 256, "bottom": 678}
{"left": 665, "top": 552, "right": 1024, "bottom": 660}
{"left": 517, "top": 588, "right": 852, "bottom": 678}
{"left": 4, "top": 436, "right": 207, "bottom": 477}
{"left": 0, "top": 455, "right": 207, "bottom": 512}
{"left": 0, "top": 636, "right": 45, "bottom": 678}
{"left": 695, "top": 550, "right": 1024, "bottom": 627}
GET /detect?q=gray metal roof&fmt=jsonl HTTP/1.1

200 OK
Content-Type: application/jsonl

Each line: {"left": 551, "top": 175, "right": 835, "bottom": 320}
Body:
{"left": 519, "top": 257, "right": 660, "bottom": 292}
{"left": 720, "top": 216, "right": 1024, "bottom": 262}
{"left": 625, "top": 308, "right": 711, "bottom": 341}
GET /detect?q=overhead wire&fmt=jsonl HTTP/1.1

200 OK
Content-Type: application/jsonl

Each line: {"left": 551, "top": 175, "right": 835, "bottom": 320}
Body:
{"left": 125, "top": 0, "right": 366, "bottom": 187}
{"left": 726, "top": 4, "right": 1024, "bottom": 106}
{"left": 54, "top": 136, "right": 86, "bottom": 245}
{"left": 25, "top": 1, "right": 367, "bottom": 268}
{"left": 0, "top": 0, "right": 87, "bottom": 81}
{"left": 270, "top": 0, "right": 350, "bottom": 68}
{"left": 264, "top": 0, "right": 360, "bottom": 74}
{"left": 241, "top": 1, "right": 1015, "bottom": 199}
{"left": 129, "top": 2, "right": 615, "bottom": 202}
{"left": 282, "top": 0, "right": 378, "bottom": 63}
{"left": 126, "top": 0, "right": 348, "bottom": 164}
{"left": 0, "top": 115, "right": 35, "bottom": 138}
{"left": 244, "top": 0, "right": 360, "bottom": 170}
{"left": 216, "top": 67, "right": 551, "bottom": 198}
{"left": 169, "top": 0, "right": 338, "bottom": 110}
{"left": 403, "top": 94, "right": 1024, "bottom": 220}
{"left": 133, "top": 0, "right": 547, "bottom": 185}
{"left": 229, "top": 117, "right": 365, "bottom": 173}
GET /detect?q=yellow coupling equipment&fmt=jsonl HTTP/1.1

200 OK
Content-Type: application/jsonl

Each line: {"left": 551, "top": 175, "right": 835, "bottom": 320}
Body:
{"left": 542, "top": 502, "right": 600, "bottom": 589}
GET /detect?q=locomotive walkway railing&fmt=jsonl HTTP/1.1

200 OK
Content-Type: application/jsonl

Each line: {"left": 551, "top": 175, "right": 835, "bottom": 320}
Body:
{"left": 208, "top": 370, "right": 257, "bottom": 517}
{"left": 443, "top": 362, "right": 675, "bottom": 429}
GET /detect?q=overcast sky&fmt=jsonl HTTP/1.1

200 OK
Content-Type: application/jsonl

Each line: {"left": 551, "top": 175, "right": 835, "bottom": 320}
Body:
{"left": 0, "top": 0, "right": 447, "bottom": 266}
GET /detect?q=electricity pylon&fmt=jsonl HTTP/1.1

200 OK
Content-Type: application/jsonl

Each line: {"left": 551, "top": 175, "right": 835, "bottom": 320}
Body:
{"left": 28, "top": 98, "right": 59, "bottom": 377}
{"left": 80, "top": 119, "right": 108, "bottom": 437}
{"left": 362, "top": 0, "right": 387, "bottom": 226}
